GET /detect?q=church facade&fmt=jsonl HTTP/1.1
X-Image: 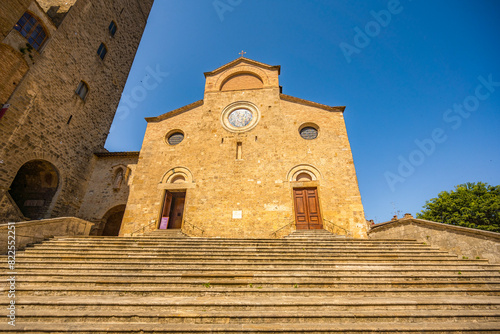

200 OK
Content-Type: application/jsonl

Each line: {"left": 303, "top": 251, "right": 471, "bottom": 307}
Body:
{"left": 119, "top": 58, "right": 367, "bottom": 238}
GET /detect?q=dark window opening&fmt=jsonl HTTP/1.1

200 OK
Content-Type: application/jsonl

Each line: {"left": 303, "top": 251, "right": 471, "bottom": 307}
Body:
{"left": 97, "top": 43, "right": 107, "bottom": 60}
{"left": 108, "top": 21, "right": 117, "bottom": 36}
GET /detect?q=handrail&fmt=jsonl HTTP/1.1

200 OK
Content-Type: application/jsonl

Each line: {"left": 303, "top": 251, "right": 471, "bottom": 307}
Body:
{"left": 323, "top": 218, "right": 352, "bottom": 237}
{"left": 130, "top": 220, "right": 157, "bottom": 236}
{"left": 270, "top": 219, "right": 295, "bottom": 238}
{"left": 183, "top": 220, "right": 204, "bottom": 236}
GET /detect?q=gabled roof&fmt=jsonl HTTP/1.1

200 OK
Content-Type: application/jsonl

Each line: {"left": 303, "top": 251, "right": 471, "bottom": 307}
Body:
{"left": 145, "top": 100, "right": 204, "bottom": 123}
{"left": 280, "top": 94, "right": 345, "bottom": 113}
{"left": 204, "top": 57, "right": 281, "bottom": 77}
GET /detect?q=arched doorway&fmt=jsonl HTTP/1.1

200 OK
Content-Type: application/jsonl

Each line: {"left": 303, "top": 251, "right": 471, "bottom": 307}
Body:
{"left": 8, "top": 160, "right": 59, "bottom": 220}
{"left": 100, "top": 205, "right": 126, "bottom": 236}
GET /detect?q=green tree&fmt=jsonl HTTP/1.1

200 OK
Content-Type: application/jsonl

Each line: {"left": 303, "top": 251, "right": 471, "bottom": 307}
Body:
{"left": 417, "top": 182, "right": 500, "bottom": 233}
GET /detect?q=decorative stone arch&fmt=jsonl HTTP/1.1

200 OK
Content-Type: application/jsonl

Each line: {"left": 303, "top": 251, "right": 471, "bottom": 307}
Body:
{"left": 161, "top": 167, "right": 193, "bottom": 184}
{"left": 159, "top": 167, "right": 195, "bottom": 190}
{"left": 287, "top": 164, "right": 322, "bottom": 183}
{"left": 215, "top": 66, "right": 270, "bottom": 91}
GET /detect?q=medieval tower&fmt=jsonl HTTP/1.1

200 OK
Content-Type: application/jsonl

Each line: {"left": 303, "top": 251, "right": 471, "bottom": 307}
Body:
{"left": 0, "top": 0, "right": 155, "bottom": 222}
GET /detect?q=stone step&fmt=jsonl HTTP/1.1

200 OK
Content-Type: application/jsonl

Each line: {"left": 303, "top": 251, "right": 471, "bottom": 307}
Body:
{"left": 52, "top": 236, "right": 420, "bottom": 243}
{"left": 4, "top": 272, "right": 498, "bottom": 281}
{"left": 21, "top": 249, "right": 454, "bottom": 257}
{"left": 12, "top": 253, "right": 468, "bottom": 261}
{"left": 29, "top": 243, "right": 445, "bottom": 251}
{"left": 4, "top": 261, "right": 498, "bottom": 270}
{"left": 1, "top": 321, "right": 499, "bottom": 333}
{"left": 12, "top": 296, "right": 500, "bottom": 312}
{"left": 12, "top": 309, "right": 500, "bottom": 324}
{"left": 8, "top": 286, "right": 500, "bottom": 297}
{"left": 8, "top": 279, "right": 500, "bottom": 289}
{"left": 6, "top": 267, "right": 499, "bottom": 276}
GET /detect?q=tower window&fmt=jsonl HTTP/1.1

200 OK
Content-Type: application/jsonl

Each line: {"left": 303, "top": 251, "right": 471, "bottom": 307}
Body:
{"left": 14, "top": 12, "right": 48, "bottom": 51}
{"left": 109, "top": 21, "right": 117, "bottom": 36}
{"left": 97, "top": 43, "right": 107, "bottom": 60}
{"left": 76, "top": 81, "right": 89, "bottom": 100}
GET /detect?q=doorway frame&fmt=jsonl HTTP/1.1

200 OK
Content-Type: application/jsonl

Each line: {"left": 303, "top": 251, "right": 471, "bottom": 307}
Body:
{"left": 157, "top": 187, "right": 190, "bottom": 230}
{"left": 289, "top": 180, "right": 324, "bottom": 231}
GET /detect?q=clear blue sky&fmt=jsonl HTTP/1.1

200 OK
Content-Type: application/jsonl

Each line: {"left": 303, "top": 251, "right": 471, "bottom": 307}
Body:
{"left": 105, "top": 0, "right": 500, "bottom": 223}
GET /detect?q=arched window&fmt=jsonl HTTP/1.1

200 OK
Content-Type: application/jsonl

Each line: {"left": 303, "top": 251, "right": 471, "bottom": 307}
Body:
{"left": 97, "top": 43, "right": 107, "bottom": 60}
{"left": 14, "top": 12, "right": 48, "bottom": 51}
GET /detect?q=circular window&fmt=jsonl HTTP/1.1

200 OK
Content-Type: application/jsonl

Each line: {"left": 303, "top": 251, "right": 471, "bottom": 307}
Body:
{"left": 228, "top": 108, "right": 253, "bottom": 127}
{"left": 299, "top": 125, "right": 319, "bottom": 140}
{"left": 167, "top": 131, "right": 184, "bottom": 145}
{"left": 221, "top": 101, "right": 261, "bottom": 133}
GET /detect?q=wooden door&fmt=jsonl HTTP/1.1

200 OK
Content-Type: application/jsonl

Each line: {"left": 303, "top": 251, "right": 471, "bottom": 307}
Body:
{"left": 293, "top": 188, "right": 323, "bottom": 230}
{"left": 159, "top": 191, "right": 173, "bottom": 229}
{"left": 169, "top": 195, "right": 185, "bottom": 229}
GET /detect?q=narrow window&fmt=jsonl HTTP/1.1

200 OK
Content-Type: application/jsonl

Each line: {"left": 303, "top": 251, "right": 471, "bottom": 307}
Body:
{"left": 236, "top": 142, "right": 242, "bottom": 160}
{"left": 76, "top": 81, "right": 88, "bottom": 100}
{"left": 108, "top": 21, "right": 117, "bottom": 36}
{"left": 97, "top": 43, "right": 107, "bottom": 60}
{"left": 14, "top": 12, "right": 48, "bottom": 51}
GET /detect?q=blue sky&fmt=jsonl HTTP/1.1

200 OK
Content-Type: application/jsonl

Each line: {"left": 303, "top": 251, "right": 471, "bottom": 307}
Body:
{"left": 106, "top": 0, "right": 500, "bottom": 223}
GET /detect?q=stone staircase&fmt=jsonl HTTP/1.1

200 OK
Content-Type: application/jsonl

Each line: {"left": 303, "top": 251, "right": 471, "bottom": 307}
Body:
{"left": 1, "top": 229, "right": 500, "bottom": 333}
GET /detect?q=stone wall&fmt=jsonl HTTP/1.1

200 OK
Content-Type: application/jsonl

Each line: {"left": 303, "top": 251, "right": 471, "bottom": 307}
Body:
{"left": 0, "top": 216, "right": 93, "bottom": 254}
{"left": 78, "top": 152, "right": 138, "bottom": 229}
{"left": 0, "top": 0, "right": 32, "bottom": 40}
{"left": 120, "top": 58, "right": 367, "bottom": 239}
{"left": 369, "top": 217, "right": 500, "bottom": 264}
{"left": 0, "top": 0, "right": 154, "bottom": 223}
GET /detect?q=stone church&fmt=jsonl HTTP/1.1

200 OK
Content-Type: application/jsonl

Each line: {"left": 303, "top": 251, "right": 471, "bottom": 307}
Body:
{"left": 117, "top": 57, "right": 367, "bottom": 239}
{"left": 0, "top": 0, "right": 366, "bottom": 239}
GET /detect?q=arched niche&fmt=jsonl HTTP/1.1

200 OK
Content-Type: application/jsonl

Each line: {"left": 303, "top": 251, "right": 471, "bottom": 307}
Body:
{"left": 220, "top": 72, "right": 263, "bottom": 91}
{"left": 8, "top": 160, "right": 60, "bottom": 220}
{"left": 215, "top": 66, "right": 270, "bottom": 91}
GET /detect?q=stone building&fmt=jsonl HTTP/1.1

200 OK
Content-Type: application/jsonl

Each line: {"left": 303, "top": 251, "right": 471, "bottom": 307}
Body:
{"left": 0, "top": 0, "right": 154, "bottom": 226}
{"left": 119, "top": 57, "right": 367, "bottom": 238}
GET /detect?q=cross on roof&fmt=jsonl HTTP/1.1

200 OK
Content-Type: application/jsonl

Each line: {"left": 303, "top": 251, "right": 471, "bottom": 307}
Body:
{"left": 239, "top": 50, "right": 246, "bottom": 57}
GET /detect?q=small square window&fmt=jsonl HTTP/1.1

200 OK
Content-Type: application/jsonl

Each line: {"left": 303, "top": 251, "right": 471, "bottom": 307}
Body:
{"left": 76, "top": 81, "right": 88, "bottom": 100}
{"left": 97, "top": 43, "right": 107, "bottom": 60}
{"left": 108, "top": 21, "right": 117, "bottom": 37}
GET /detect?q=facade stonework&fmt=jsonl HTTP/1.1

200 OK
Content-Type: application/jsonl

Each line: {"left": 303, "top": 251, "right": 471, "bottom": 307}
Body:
{"left": 120, "top": 58, "right": 367, "bottom": 238}
{"left": 78, "top": 152, "right": 138, "bottom": 235}
{"left": 0, "top": 0, "right": 154, "bottom": 223}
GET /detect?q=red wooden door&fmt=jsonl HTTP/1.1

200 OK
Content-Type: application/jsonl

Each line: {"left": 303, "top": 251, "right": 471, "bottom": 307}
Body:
{"left": 293, "top": 188, "right": 323, "bottom": 230}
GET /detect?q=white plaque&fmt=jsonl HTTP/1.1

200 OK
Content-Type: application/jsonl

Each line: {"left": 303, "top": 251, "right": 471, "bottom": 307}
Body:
{"left": 232, "top": 210, "right": 242, "bottom": 219}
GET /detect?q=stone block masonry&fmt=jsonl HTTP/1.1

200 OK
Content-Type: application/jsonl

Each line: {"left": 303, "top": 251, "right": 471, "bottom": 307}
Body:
{"left": 0, "top": 0, "right": 154, "bottom": 223}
